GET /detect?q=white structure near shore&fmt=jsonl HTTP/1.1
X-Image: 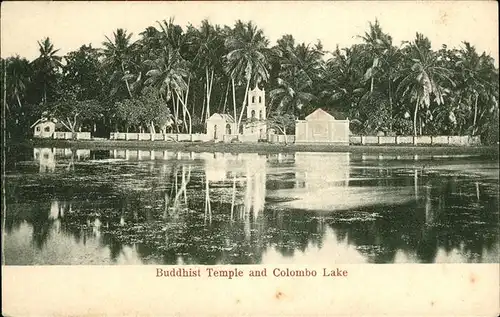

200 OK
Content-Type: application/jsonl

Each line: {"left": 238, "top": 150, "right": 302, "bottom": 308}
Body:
{"left": 206, "top": 85, "right": 267, "bottom": 142}
{"left": 31, "top": 118, "right": 56, "bottom": 138}
{"left": 206, "top": 114, "right": 237, "bottom": 141}
{"left": 31, "top": 117, "right": 91, "bottom": 140}
{"left": 295, "top": 108, "right": 350, "bottom": 145}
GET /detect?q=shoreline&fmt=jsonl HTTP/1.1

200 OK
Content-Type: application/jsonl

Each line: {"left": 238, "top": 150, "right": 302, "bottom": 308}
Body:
{"left": 8, "top": 139, "right": 500, "bottom": 157}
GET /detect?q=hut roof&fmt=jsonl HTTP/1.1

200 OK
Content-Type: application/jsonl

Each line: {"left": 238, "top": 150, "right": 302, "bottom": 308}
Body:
{"left": 30, "top": 118, "right": 57, "bottom": 128}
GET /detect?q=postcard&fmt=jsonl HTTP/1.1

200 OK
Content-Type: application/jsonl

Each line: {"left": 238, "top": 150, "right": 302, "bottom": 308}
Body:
{"left": 1, "top": 1, "right": 499, "bottom": 316}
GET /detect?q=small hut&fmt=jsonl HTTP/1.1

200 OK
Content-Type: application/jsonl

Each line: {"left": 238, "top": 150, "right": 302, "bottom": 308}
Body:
{"left": 31, "top": 118, "right": 57, "bottom": 138}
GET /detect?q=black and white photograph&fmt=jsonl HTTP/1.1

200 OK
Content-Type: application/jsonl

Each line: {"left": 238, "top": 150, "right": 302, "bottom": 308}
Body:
{"left": 1, "top": 0, "right": 499, "bottom": 315}
{"left": 2, "top": 1, "right": 499, "bottom": 266}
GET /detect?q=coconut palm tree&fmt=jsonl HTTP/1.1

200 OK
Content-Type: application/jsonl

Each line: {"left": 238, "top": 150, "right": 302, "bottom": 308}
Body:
{"left": 144, "top": 48, "right": 192, "bottom": 133}
{"left": 291, "top": 42, "right": 324, "bottom": 85}
{"left": 5, "top": 56, "right": 31, "bottom": 109}
{"left": 396, "top": 33, "right": 455, "bottom": 136}
{"left": 359, "top": 20, "right": 401, "bottom": 131}
{"left": 32, "top": 37, "right": 62, "bottom": 104}
{"left": 102, "top": 28, "right": 135, "bottom": 99}
{"left": 455, "top": 42, "right": 497, "bottom": 135}
{"left": 224, "top": 20, "right": 271, "bottom": 130}
{"left": 188, "top": 20, "right": 225, "bottom": 123}
{"left": 269, "top": 75, "right": 315, "bottom": 116}
{"left": 358, "top": 20, "right": 393, "bottom": 93}
{"left": 320, "top": 46, "right": 365, "bottom": 117}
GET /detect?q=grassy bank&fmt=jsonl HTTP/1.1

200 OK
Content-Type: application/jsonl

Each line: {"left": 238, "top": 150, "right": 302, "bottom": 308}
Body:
{"left": 9, "top": 139, "right": 499, "bottom": 158}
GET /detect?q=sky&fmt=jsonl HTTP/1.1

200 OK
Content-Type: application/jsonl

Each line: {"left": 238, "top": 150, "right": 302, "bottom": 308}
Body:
{"left": 1, "top": 1, "right": 499, "bottom": 64}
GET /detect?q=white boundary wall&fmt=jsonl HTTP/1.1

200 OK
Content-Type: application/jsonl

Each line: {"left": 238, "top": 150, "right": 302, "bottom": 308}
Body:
{"left": 110, "top": 133, "right": 210, "bottom": 142}
{"left": 349, "top": 135, "right": 481, "bottom": 146}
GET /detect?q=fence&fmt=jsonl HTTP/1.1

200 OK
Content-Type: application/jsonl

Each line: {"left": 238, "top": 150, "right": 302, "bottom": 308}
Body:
{"left": 110, "top": 132, "right": 210, "bottom": 142}
{"left": 53, "top": 132, "right": 91, "bottom": 140}
{"left": 222, "top": 134, "right": 260, "bottom": 143}
{"left": 268, "top": 134, "right": 296, "bottom": 144}
{"left": 349, "top": 135, "right": 481, "bottom": 146}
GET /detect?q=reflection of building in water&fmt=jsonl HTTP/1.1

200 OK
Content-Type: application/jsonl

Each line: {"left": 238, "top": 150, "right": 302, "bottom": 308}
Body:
{"left": 239, "top": 153, "right": 266, "bottom": 219}
{"left": 34, "top": 148, "right": 56, "bottom": 173}
{"left": 202, "top": 153, "right": 229, "bottom": 182}
{"left": 49, "top": 200, "right": 73, "bottom": 233}
{"left": 266, "top": 153, "right": 295, "bottom": 164}
{"left": 34, "top": 148, "right": 91, "bottom": 172}
{"left": 294, "top": 152, "right": 350, "bottom": 189}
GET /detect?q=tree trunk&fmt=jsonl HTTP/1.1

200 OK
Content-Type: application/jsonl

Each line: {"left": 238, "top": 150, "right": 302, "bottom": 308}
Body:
{"left": 191, "top": 87, "right": 196, "bottom": 122}
{"left": 237, "top": 79, "right": 251, "bottom": 133}
{"left": 413, "top": 97, "right": 419, "bottom": 137}
{"left": 172, "top": 97, "right": 179, "bottom": 134}
{"left": 388, "top": 78, "right": 393, "bottom": 131}
{"left": 175, "top": 90, "right": 192, "bottom": 135}
{"left": 150, "top": 121, "right": 156, "bottom": 135}
{"left": 472, "top": 93, "right": 478, "bottom": 135}
{"left": 205, "top": 68, "right": 214, "bottom": 122}
{"left": 180, "top": 94, "right": 187, "bottom": 133}
{"left": 222, "top": 80, "right": 230, "bottom": 114}
{"left": 200, "top": 86, "right": 206, "bottom": 125}
{"left": 183, "top": 76, "right": 191, "bottom": 134}
{"left": 16, "top": 93, "right": 22, "bottom": 109}
{"left": 121, "top": 62, "right": 133, "bottom": 99}
{"left": 232, "top": 78, "right": 237, "bottom": 133}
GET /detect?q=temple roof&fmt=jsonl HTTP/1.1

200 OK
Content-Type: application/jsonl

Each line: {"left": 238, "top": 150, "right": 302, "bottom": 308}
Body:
{"left": 305, "top": 108, "right": 336, "bottom": 121}
{"left": 207, "top": 113, "right": 235, "bottom": 123}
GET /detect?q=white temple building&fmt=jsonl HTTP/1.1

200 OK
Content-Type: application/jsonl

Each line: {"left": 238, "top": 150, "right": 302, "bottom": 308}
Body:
{"left": 206, "top": 86, "right": 267, "bottom": 142}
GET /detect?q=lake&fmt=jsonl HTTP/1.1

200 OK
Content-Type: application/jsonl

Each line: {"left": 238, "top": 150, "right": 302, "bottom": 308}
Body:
{"left": 3, "top": 147, "right": 499, "bottom": 265}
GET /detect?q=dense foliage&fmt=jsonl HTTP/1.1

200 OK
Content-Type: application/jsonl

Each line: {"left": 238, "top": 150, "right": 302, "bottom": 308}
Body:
{"left": 1, "top": 19, "right": 498, "bottom": 143}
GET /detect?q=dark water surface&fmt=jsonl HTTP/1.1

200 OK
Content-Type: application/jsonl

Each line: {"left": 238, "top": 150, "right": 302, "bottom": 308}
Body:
{"left": 3, "top": 147, "right": 499, "bottom": 264}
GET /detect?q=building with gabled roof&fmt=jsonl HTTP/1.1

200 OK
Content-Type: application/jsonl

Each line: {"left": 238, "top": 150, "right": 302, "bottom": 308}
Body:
{"left": 31, "top": 118, "right": 58, "bottom": 138}
{"left": 206, "top": 113, "right": 237, "bottom": 141}
{"left": 295, "top": 108, "right": 349, "bottom": 144}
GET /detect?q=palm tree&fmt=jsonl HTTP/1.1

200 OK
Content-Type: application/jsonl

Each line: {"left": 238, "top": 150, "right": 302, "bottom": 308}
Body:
{"left": 359, "top": 20, "right": 391, "bottom": 93}
{"left": 188, "top": 20, "right": 225, "bottom": 124}
{"left": 32, "top": 37, "right": 62, "bottom": 103}
{"left": 321, "top": 46, "right": 365, "bottom": 117}
{"left": 269, "top": 75, "right": 315, "bottom": 116}
{"left": 144, "top": 48, "right": 192, "bottom": 133}
{"left": 396, "top": 33, "right": 455, "bottom": 136}
{"left": 269, "top": 39, "right": 323, "bottom": 116}
{"left": 359, "top": 20, "right": 400, "bottom": 131}
{"left": 102, "top": 28, "right": 135, "bottom": 99}
{"left": 225, "top": 20, "right": 271, "bottom": 131}
{"left": 455, "top": 42, "right": 497, "bottom": 135}
{"left": 290, "top": 42, "right": 324, "bottom": 86}
{"left": 5, "top": 56, "right": 31, "bottom": 109}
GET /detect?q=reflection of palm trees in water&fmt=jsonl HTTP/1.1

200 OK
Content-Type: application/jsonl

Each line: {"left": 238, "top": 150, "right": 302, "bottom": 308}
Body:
{"left": 325, "top": 175, "right": 498, "bottom": 263}
{"left": 5, "top": 149, "right": 499, "bottom": 264}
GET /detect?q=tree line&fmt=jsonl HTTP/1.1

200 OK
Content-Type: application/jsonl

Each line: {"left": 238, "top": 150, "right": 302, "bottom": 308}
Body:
{"left": 1, "top": 19, "right": 499, "bottom": 143}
